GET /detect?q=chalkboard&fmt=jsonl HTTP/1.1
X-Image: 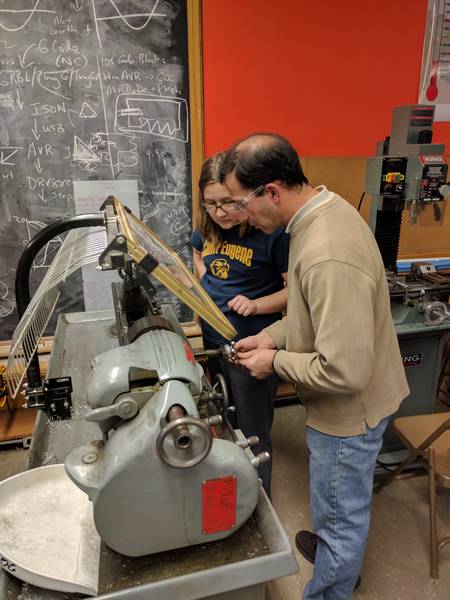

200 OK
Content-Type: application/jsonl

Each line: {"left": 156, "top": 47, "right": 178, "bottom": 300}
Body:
{"left": 0, "top": 0, "right": 202, "bottom": 340}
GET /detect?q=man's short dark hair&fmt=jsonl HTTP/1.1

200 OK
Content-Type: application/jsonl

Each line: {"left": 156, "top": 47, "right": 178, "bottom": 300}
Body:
{"left": 220, "top": 133, "right": 308, "bottom": 190}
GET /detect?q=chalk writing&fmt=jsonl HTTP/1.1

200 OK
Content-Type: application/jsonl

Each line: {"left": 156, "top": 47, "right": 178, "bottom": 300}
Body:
{"left": 0, "top": 146, "right": 22, "bottom": 165}
{"left": 92, "top": 0, "right": 167, "bottom": 48}
{"left": 0, "top": 281, "right": 14, "bottom": 318}
{"left": 10, "top": 216, "right": 62, "bottom": 267}
{"left": 0, "top": 2, "right": 56, "bottom": 33}
{"left": 0, "top": 0, "right": 193, "bottom": 340}
{"left": 115, "top": 93, "right": 189, "bottom": 142}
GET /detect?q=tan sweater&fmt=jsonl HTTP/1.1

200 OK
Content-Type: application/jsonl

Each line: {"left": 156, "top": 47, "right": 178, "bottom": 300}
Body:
{"left": 265, "top": 193, "right": 410, "bottom": 436}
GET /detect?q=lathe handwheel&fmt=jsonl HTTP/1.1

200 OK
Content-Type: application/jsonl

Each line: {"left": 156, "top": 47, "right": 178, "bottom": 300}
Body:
{"left": 156, "top": 416, "right": 212, "bottom": 469}
{"left": 424, "top": 301, "right": 448, "bottom": 325}
{"left": 213, "top": 373, "right": 231, "bottom": 416}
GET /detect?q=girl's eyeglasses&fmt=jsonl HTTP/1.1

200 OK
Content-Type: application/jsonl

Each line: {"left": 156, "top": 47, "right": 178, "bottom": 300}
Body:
{"left": 202, "top": 199, "right": 237, "bottom": 213}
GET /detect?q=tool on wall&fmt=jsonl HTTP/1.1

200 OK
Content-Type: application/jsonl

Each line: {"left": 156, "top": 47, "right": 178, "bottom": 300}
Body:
{"left": 365, "top": 104, "right": 448, "bottom": 273}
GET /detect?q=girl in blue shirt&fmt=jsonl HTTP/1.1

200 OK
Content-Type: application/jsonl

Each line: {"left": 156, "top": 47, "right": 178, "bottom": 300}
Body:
{"left": 191, "top": 152, "right": 289, "bottom": 496}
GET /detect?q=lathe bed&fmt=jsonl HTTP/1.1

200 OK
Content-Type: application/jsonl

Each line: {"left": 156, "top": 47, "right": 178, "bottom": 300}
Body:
{"left": 1, "top": 310, "right": 297, "bottom": 600}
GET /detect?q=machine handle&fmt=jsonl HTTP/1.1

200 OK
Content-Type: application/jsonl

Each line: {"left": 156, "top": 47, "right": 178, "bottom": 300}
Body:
{"left": 156, "top": 416, "right": 212, "bottom": 469}
{"left": 85, "top": 396, "right": 139, "bottom": 422}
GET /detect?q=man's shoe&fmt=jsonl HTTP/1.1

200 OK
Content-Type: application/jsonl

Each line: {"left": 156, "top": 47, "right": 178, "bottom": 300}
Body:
{"left": 295, "top": 530, "right": 317, "bottom": 564}
{"left": 294, "top": 530, "right": 361, "bottom": 589}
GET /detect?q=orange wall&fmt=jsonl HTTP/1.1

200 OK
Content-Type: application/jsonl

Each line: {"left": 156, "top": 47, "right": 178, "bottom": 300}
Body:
{"left": 202, "top": 0, "right": 450, "bottom": 156}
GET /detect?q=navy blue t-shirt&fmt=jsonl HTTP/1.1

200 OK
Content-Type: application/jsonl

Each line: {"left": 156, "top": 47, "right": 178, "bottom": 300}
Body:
{"left": 191, "top": 226, "right": 289, "bottom": 345}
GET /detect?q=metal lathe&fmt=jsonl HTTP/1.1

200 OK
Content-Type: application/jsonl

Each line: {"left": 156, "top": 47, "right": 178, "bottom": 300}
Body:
{"left": 0, "top": 196, "right": 297, "bottom": 599}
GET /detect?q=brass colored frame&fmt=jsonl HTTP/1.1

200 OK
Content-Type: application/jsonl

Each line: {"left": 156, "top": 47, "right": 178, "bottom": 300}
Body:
{"left": 112, "top": 198, "right": 237, "bottom": 341}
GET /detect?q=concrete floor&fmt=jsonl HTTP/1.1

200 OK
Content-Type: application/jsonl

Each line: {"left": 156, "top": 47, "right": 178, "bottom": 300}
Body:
{"left": 0, "top": 403, "right": 449, "bottom": 599}
{"left": 267, "top": 403, "right": 450, "bottom": 600}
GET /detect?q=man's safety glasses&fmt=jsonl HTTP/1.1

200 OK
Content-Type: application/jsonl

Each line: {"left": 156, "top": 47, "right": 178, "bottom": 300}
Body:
{"left": 202, "top": 185, "right": 266, "bottom": 214}
{"left": 230, "top": 185, "right": 266, "bottom": 212}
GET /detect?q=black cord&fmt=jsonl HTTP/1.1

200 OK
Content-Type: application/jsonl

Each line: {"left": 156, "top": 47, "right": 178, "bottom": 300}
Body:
{"left": 377, "top": 457, "right": 403, "bottom": 468}
{"left": 357, "top": 192, "right": 365, "bottom": 212}
{"left": 376, "top": 460, "right": 396, "bottom": 473}
{"left": 376, "top": 457, "right": 427, "bottom": 474}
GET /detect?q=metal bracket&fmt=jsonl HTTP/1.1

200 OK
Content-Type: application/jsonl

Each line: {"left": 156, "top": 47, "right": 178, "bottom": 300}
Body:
{"left": 25, "top": 377, "right": 73, "bottom": 420}
{"left": 99, "top": 234, "right": 129, "bottom": 270}
{"left": 44, "top": 377, "right": 73, "bottom": 419}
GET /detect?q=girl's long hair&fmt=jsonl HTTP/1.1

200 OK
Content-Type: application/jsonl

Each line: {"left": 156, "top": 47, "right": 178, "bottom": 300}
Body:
{"left": 198, "top": 152, "right": 249, "bottom": 246}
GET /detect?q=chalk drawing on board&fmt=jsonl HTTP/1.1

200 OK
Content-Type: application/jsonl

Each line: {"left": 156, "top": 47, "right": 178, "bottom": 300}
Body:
{"left": 155, "top": 203, "right": 190, "bottom": 240}
{"left": 95, "top": 54, "right": 115, "bottom": 178}
{"left": 0, "top": 281, "right": 14, "bottom": 318}
{"left": 91, "top": 0, "right": 167, "bottom": 48}
{"left": 10, "top": 216, "right": 62, "bottom": 270}
{"left": 15, "top": 89, "right": 24, "bottom": 111}
{"left": 117, "top": 149, "right": 139, "bottom": 168}
{"left": 35, "top": 70, "right": 71, "bottom": 101}
{"left": 0, "top": 2, "right": 56, "bottom": 33}
{"left": 0, "top": 40, "right": 15, "bottom": 50}
{"left": 0, "top": 147, "right": 22, "bottom": 166}
{"left": 114, "top": 94, "right": 189, "bottom": 142}
{"left": 72, "top": 132, "right": 139, "bottom": 171}
{"left": 152, "top": 190, "right": 185, "bottom": 205}
{"left": 80, "top": 103, "right": 97, "bottom": 119}
{"left": 18, "top": 41, "right": 38, "bottom": 69}
{"left": 34, "top": 157, "right": 42, "bottom": 174}
{"left": 73, "top": 136, "right": 102, "bottom": 162}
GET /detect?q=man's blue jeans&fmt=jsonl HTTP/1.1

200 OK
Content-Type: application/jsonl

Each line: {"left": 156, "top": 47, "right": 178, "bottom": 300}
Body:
{"left": 303, "top": 417, "right": 389, "bottom": 600}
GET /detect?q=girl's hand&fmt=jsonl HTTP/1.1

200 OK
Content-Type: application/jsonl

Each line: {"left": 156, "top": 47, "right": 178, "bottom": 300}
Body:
{"left": 228, "top": 295, "right": 257, "bottom": 316}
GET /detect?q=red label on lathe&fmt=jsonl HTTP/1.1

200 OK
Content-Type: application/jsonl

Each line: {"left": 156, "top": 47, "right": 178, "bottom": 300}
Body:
{"left": 202, "top": 476, "right": 237, "bottom": 534}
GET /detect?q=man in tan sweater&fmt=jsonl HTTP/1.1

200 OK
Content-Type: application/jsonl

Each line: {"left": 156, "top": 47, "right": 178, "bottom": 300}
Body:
{"left": 219, "top": 134, "right": 409, "bottom": 600}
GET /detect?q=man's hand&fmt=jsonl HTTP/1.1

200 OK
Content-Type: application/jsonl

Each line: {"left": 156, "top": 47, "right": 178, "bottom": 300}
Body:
{"left": 236, "top": 348, "right": 277, "bottom": 379}
{"left": 227, "top": 294, "right": 257, "bottom": 316}
{"left": 235, "top": 330, "right": 276, "bottom": 353}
